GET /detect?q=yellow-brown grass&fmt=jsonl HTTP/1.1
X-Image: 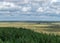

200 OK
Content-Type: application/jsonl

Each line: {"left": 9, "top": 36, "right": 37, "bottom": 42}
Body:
{"left": 0, "top": 22, "right": 60, "bottom": 35}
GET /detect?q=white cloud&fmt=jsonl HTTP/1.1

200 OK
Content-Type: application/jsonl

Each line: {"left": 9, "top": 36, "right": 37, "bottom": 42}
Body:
{"left": 36, "top": 7, "right": 45, "bottom": 12}
{"left": 0, "top": 0, "right": 60, "bottom": 15}
{"left": 51, "top": 0, "right": 57, "bottom": 3}
{"left": 0, "top": 1, "right": 21, "bottom": 9}
{"left": 46, "top": 2, "right": 60, "bottom": 14}
{"left": 21, "top": 7, "right": 31, "bottom": 12}
{"left": 55, "top": 10, "right": 60, "bottom": 14}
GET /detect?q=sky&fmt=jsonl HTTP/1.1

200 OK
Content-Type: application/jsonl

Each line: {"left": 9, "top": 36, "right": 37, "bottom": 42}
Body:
{"left": 0, "top": 0, "right": 60, "bottom": 21}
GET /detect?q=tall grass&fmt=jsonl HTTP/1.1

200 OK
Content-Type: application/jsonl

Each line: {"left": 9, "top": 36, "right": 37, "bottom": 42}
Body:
{"left": 0, "top": 27, "right": 59, "bottom": 43}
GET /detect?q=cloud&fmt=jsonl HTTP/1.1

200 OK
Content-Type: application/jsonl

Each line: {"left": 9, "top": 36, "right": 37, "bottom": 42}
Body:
{"left": 0, "top": 0, "right": 60, "bottom": 21}
{"left": 36, "top": 7, "right": 45, "bottom": 13}
{"left": 0, "top": 1, "right": 21, "bottom": 9}
{"left": 0, "top": 0, "right": 60, "bottom": 16}
{"left": 46, "top": 2, "right": 60, "bottom": 14}
{"left": 21, "top": 7, "right": 31, "bottom": 12}
{"left": 4, "top": 0, "right": 30, "bottom": 4}
{"left": 51, "top": 0, "right": 57, "bottom": 3}
{"left": 0, "top": 1, "right": 60, "bottom": 15}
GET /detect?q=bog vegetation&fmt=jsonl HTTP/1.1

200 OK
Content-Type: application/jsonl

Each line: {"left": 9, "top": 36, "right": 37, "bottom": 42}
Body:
{"left": 0, "top": 27, "right": 60, "bottom": 43}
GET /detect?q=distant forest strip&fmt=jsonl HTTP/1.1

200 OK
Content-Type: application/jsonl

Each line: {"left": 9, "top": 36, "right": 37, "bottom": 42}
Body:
{"left": 0, "top": 21, "right": 60, "bottom": 23}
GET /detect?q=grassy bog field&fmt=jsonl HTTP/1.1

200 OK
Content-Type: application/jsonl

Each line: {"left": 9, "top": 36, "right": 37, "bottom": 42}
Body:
{"left": 0, "top": 22, "right": 60, "bottom": 35}
{"left": 0, "top": 22, "right": 60, "bottom": 43}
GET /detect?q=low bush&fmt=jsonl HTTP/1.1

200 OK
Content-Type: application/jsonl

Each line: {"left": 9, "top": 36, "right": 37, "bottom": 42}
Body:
{"left": 0, "top": 27, "right": 59, "bottom": 43}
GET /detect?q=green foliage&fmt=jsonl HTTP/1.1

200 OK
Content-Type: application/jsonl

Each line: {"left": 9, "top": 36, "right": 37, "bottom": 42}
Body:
{"left": 0, "top": 27, "right": 59, "bottom": 43}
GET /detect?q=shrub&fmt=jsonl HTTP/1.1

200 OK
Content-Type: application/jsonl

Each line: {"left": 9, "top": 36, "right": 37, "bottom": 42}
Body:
{"left": 0, "top": 27, "right": 59, "bottom": 43}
